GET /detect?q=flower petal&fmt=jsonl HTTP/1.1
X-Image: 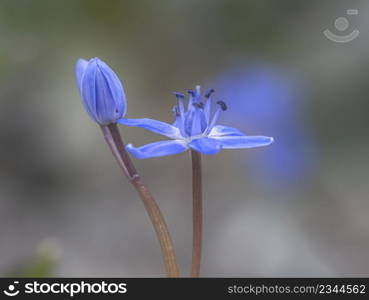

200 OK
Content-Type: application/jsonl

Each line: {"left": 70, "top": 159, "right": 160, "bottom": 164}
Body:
{"left": 212, "top": 135, "right": 274, "bottom": 149}
{"left": 96, "top": 59, "right": 127, "bottom": 118}
{"left": 208, "top": 125, "right": 245, "bottom": 137}
{"left": 75, "top": 59, "right": 88, "bottom": 93}
{"left": 188, "top": 137, "right": 222, "bottom": 155}
{"left": 126, "top": 140, "right": 188, "bottom": 159}
{"left": 118, "top": 118, "right": 182, "bottom": 139}
{"left": 80, "top": 60, "right": 98, "bottom": 123}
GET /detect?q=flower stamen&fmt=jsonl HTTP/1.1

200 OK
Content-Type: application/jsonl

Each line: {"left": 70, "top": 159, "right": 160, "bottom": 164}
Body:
{"left": 172, "top": 105, "right": 180, "bottom": 117}
{"left": 193, "top": 102, "right": 205, "bottom": 109}
{"left": 216, "top": 100, "right": 228, "bottom": 111}
{"left": 187, "top": 90, "right": 195, "bottom": 97}
{"left": 205, "top": 89, "right": 215, "bottom": 98}
{"left": 174, "top": 92, "right": 185, "bottom": 99}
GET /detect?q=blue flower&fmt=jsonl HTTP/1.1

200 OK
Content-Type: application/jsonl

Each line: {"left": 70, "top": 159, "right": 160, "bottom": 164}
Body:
{"left": 214, "top": 64, "right": 315, "bottom": 189}
{"left": 118, "top": 86, "right": 274, "bottom": 159}
{"left": 75, "top": 57, "right": 127, "bottom": 125}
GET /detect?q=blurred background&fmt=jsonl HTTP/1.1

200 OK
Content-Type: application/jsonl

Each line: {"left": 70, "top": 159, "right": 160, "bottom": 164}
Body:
{"left": 1, "top": 0, "right": 369, "bottom": 277}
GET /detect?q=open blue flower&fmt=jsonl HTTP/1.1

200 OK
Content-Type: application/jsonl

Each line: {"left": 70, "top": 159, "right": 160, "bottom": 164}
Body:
{"left": 118, "top": 86, "right": 274, "bottom": 159}
{"left": 75, "top": 57, "right": 127, "bottom": 125}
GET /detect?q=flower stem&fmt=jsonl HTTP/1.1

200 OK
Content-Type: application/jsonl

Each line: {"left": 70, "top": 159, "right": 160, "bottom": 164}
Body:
{"left": 191, "top": 149, "right": 203, "bottom": 277}
{"left": 100, "top": 123, "right": 180, "bottom": 277}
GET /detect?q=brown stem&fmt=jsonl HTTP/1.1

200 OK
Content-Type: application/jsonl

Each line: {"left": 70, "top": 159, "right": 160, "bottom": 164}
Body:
{"left": 191, "top": 149, "right": 202, "bottom": 277}
{"left": 101, "top": 123, "right": 180, "bottom": 277}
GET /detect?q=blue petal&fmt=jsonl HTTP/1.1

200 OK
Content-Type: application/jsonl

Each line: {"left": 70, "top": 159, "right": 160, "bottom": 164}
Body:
{"left": 126, "top": 140, "right": 188, "bottom": 159}
{"left": 212, "top": 135, "right": 274, "bottom": 149}
{"left": 75, "top": 59, "right": 88, "bottom": 94}
{"left": 118, "top": 118, "right": 182, "bottom": 139}
{"left": 80, "top": 60, "right": 98, "bottom": 123}
{"left": 188, "top": 137, "right": 222, "bottom": 155}
{"left": 208, "top": 125, "right": 245, "bottom": 137}
{"left": 96, "top": 59, "right": 127, "bottom": 118}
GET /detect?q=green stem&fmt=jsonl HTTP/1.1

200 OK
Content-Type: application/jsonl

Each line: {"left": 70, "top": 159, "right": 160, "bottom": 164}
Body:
{"left": 191, "top": 149, "right": 203, "bottom": 277}
{"left": 101, "top": 123, "right": 180, "bottom": 277}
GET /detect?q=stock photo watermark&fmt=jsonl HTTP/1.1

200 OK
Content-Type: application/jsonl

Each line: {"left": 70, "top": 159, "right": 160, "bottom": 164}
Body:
{"left": 323, "top": 9, "right": 359, "bottom": 43}
{"left": 2, "top": 280, "right": 127, "bottom": 298}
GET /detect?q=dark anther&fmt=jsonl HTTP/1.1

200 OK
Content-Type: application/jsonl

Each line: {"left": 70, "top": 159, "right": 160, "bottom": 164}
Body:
{"left": 205, "top": 88, "right": 215, "bottom": 98}
{"left": 187, "top": 90, "right": 195, "bottom": 96}
{"left": 216, "top": 100, "right": 227, "bottom": 111}
{"left": 174, "top": 92, "right": 185, "bottom": 99}
{"left": 172, "top": 105, "right": 180, "bottom": 116}
{"left": 193, "top": 102, "right": 204, "bottom": 109}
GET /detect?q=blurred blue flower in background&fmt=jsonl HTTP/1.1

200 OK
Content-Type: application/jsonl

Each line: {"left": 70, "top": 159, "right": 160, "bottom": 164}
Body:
{"left": 213, "top": 64, "right": 315, "bottom": 189}
{"left": 75, "top": 57, "right": 127, "bottom": 125}
{"left": 119, "top": 85, "right": 273, "bottom": 159}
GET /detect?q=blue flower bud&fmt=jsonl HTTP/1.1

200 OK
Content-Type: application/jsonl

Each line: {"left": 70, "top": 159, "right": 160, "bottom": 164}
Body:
{"left": 75, "top": 57, "right": 127, "bottom": 125}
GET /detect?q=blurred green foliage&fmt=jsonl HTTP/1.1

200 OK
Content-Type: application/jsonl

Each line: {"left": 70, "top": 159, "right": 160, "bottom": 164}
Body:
{"left": 7, "top": 240, "right": 60, "bottom": 277}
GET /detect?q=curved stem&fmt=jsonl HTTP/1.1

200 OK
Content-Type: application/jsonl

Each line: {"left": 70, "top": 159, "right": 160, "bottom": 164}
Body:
{"left": 101, "top": 123, "right": 180, "bottom": 277}
{"left": 191, "top": 149, "right": 203, "bottom": 277}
